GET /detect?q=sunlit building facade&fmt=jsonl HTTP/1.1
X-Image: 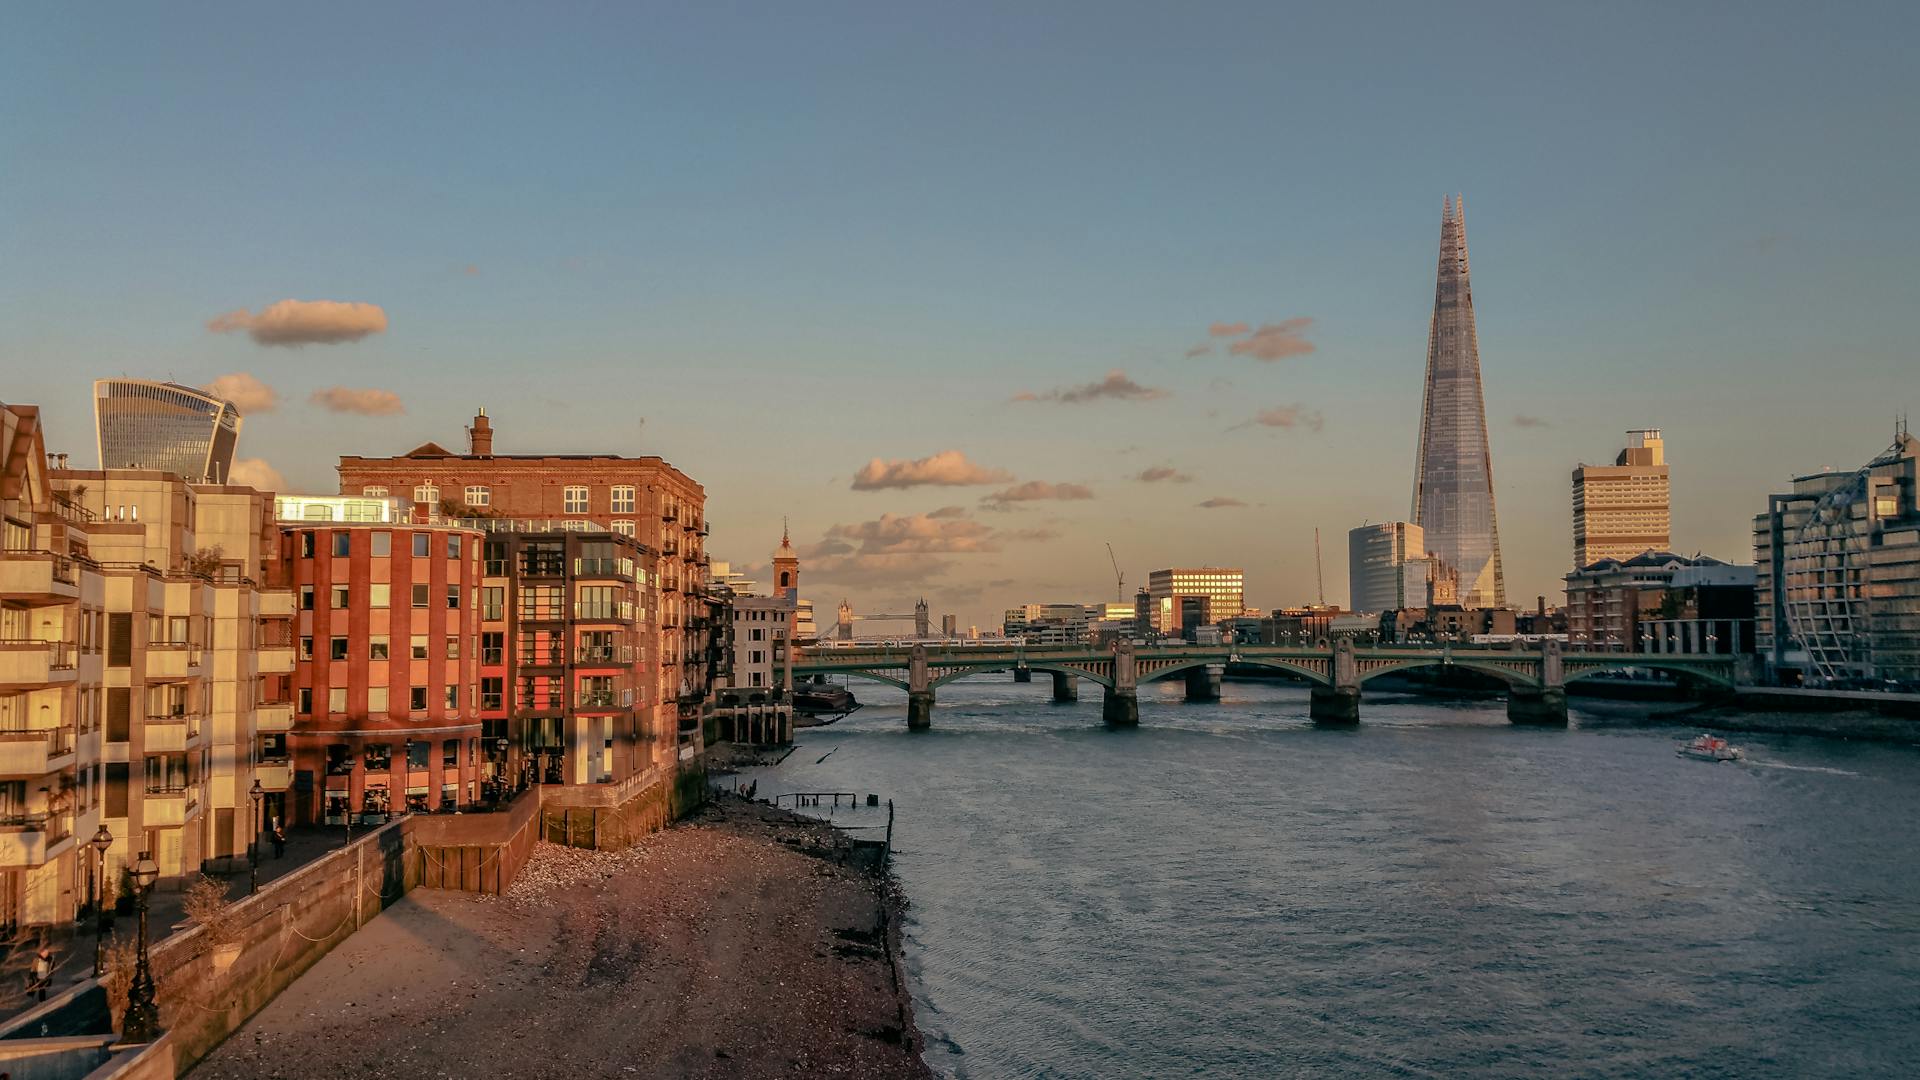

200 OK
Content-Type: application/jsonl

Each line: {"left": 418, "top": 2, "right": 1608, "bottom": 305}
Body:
{"left": 1146, "top": 568, "right": 1244, "bottom": 634}
{"left": 1347, "top": 522, "right": 1427, "bottom": 613}
{"left": 1573, "top": 430, "right": 1670, "bottom": 568}
{"left": 94, "top": 379, "right": 242, "bottom": 483}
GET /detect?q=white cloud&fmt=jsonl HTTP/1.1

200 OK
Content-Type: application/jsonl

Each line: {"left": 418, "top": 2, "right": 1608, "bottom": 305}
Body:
{"left": 208, "top": 299, "right": 388, "bottom": 346}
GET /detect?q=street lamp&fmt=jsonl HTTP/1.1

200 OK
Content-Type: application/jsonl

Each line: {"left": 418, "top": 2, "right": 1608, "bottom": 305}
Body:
{"left": 122, "top": 854, "right": 160, "bottom": 1043}
{"left": 247, "top": 779, "right": 264, "bottom": 895}
{"left": 90, "top": 824, "right": 112, "bottom": 976}
{"left": 398, "top": 740, "right": 412, "bottom": 819}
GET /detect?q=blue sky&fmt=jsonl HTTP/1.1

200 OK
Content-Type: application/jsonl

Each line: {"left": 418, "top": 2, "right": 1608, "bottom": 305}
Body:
{"left": 5, "top": 2, "right": 1916, "bottom": 627}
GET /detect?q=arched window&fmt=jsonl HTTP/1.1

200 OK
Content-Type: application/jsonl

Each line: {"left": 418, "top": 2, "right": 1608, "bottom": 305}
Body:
{"left": 779, "top": 571, "right": 790, "bottom": 587}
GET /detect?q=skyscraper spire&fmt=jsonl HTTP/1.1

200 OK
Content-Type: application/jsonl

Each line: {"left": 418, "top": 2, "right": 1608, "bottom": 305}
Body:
{"left": 1412, "top": 194, "right": 1506, "bottom": 608}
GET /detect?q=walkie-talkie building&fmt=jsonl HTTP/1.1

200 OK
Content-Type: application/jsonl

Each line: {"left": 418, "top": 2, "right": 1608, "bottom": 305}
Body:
{"left": 1411, "top": 196, "right": 1506, "bottom": 609}
{"left": 93, "top": 378, "right": 242, "bottom": 481}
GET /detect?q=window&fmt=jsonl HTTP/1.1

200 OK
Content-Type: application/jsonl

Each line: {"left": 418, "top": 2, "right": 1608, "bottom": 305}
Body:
{"left": 411, "top": 636, "right": 429, "bottom": 660}
{"left": 365, "top": 744, "right": 392, "bottom": 771}
{"left": 564, "top": 486, "right": 589, "bottom": 514}
{"left": 481, "top": 632, "right": 504, "bottom": 665}
{"left": 414, "top": 484, "right": 439, "bottom": 506}
{"left": 576, "top": 586, "right": 622, "bottom": 620}
{"left": 413, "top": 533, "right": 430, "bottom": 558}
{"left": 332, "top": 533, "right": 351, "bottom": 557}
{"left": 328, "top": 687, "right": 347, "bottom": 712}
{"left": 298, "top": 687, "right": 313, "bottom": 714}
{"left": 368, "top": 686, "right": 388, "bottom": 713}
{"left": 331, "top": 586, "right": 350, "bottom": 609}
{"left": 412, "top": 584, "right": 430, "bottom": 608}
{"left": 447, "top": 535, "right": 462, "bottom": 558}
{"left": 611, "top": 520, "right": 635, "bottom": 537}
{"left": 408, "top": 741, "right": 431, "bottom": 769}
{"left": 299, "top": 586, "right": 314, "bottom": 610}
{"left": 370, "top": 583, "right": 390, "bottom": 608}
{"left": 410, "top": 687, "right": 429, "bottom": 711}
{"left": 611, "top": 486, "right": 635, "bottom": 513}
{"left": 446, "top": 636, "right": 460, "bottom": 660}
{"left": 299, "top": 532, "right": 315, "bottom": 558}
{"left": 445, "top": 685, "right": 459, "bottom": 709}
{"left": 372, "top": 532, "right": 391, "bottom": 557}
{"left": 750, "top": 628, "right": 765, "bottom": 642}
{"left": 464, "top": 486, "right": 490, "bottom": 507}
{"left": 481, "top": 586, "right": 505, "bottom": 621}
{"left": 447, "top": 585, "right": 461, "bottom": 609}
{"left": 363, "top": 486, "right": 389, "bottom": 498}
{"left": 369, "top": 636, "right": 389, "bottom": 661}
{"left": 444, "top": 739, "right": 460, "bottom": 766}
{"left": 330, "top": 637, "right": 349, "bottom": 661}
{"left": 299, "top": 636, "right": 313, "bottom": 660}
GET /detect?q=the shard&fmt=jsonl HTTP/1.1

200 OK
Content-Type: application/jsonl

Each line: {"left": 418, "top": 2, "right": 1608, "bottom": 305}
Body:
{"left": 1411, "top": 195, "right": 1506, "bottom": 609}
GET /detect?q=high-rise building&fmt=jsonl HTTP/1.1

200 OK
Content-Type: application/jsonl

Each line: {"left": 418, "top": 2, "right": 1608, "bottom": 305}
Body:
{"left": 1411, "top": 196, "right": 1506, "bottom": 609}
{"left": 1145, "top": 568, "right": 1244, "bottom": 634}
{"left": 1573, "top": 430, "right": 1670, "bottom": 568}
{"left": 1753, "top": 431, "right": 1920, "bottom": 685}
{"left": 93, "top": 379, "right": 242, "bottom": 482}
{"left": 1347, "top": 522, "right": 1427, "bottom": 613}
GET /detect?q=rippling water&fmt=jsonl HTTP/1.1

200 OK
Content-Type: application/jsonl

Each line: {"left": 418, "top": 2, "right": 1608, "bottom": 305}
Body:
{"left": 746, "top": 678, "right": 1920, "bottom": 1078}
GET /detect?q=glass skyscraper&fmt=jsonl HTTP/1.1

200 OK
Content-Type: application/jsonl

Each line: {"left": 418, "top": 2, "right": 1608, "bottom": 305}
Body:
{"left": 1411, "top": 196, "right": 1506, "bottom": 609}
{"left": 93, "top": 379, "right": 242, "bottom": 481}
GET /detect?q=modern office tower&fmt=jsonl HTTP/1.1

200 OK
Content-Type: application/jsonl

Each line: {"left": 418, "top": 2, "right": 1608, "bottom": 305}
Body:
{"left": 1753, "top": 430, "right": 1920, "bottom": 685}
{"left": 1411, "top": 196, "right": 1506, "bottom": 609}
{"left": 1347, "top": 522, "right": 1427, "bottom": 613}
{"left": 1573, "top": 430, "right": 1671, "bottom": 568}
{"left": 1145, "top": 568, "right": 1245, "bottom": 634}
{"left": 93, "top": 379, "right": 243, "bottom": 482}
{"left": 338, "top": 409, "right": 709, "bottom": 767}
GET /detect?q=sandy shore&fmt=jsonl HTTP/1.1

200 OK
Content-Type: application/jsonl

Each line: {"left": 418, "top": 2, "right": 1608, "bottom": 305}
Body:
{"left": 193, "top": 798, "right": 931, "bottom": 1079}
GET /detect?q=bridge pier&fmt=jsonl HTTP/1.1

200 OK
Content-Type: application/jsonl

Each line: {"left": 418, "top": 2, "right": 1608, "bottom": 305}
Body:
{"left": 907, "top": 689, "right": 935, "bottom": 731}
{"left": 1051, "top": 671, "right": 1078, "bottom": 703}
{"left": 1102, "top": 687, "right": 1138, "bottom": 726}
{"left": 1013, "top": 665, "right": 1032, "bottom": 684}
{"left": 1309, "top": 686, "right": 1360, "bottom": 725}
{"left": 1183, "top": 665, "right": 1222, "bottom": 703}
{"left": 1506, "top": 687, "right": 1567, "bottom": 726}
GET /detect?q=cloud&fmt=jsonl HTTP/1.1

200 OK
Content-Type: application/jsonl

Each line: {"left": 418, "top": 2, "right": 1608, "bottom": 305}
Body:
{"left": 1513, "top": 414, "right": 1552, "bottom": 428}
{"left": 207, "top": 299, "right": 389, "bottom": 346}
{"left": 1231, "top": 404, "right": 1325, "bottom": 432}
{"left": 1208, "top": 322, "right": 1250, "bottom": 337}
{"left": 1135, "top": 466, "right": 1192, "bottom": 484}
{"left": 203, "top": 372, "right": 278, "bottom": 414}
{"left": 1226, "top": 318, "right": 1315, "bottom": 361}
{"left": 1005, "top": 527, "right": 1061, "bottom": 542}
{"left": 1012, "top": 369, "right": 1169, "bottom": 405}
{"left": 1184, "top": 344, "right": 1212, "bottom": 358}
{"left": 826, "top": 511, "right": 1000, "bottom": 555}
{"left": 927, "top": 505, "right": 970, "bottom": 518}
{"left": 228, "top": 457, "right": 285, "bottom": 492}
{"left": 310, "top": 386, "right": 406, "bottom": 416}
{"left": 851, "top": 450, "right": 1012, "bottom": 491}
{"left": 1196, "top": 496, "right": 1247, "bottom": 509}
{"left": 463, "top": 264, "right": 480, "bottom": 276}
{"left": 804, "top": 553, "right": 957, "bottom": 586}
{"left": 980, "top": 481, "right": 1095, "bottom": 507}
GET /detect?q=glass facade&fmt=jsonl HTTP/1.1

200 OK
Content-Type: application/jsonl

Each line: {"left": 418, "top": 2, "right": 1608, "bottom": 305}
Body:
{"left": 94, "top": 379, "right": 241, "bottom": 481}
{"left": 1347, "top": 522, "right": 1426, "bottom": 613}
{"left": 1411, "top": 197, "right": 1506, "bottom": 609}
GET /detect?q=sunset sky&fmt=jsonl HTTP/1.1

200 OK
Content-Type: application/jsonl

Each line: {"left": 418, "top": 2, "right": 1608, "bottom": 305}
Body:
{"left": 5, "top": 3, "right": 1916, "bottom": 628}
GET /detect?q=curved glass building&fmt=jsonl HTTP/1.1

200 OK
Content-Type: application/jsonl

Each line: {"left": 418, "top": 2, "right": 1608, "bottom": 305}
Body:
{"left": 93, "top": 378, "right": 242, "bottom": 481}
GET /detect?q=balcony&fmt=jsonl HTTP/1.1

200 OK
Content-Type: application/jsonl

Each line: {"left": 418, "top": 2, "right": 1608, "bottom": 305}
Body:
{"left": 144, "top": 714, "right": 203, "bottom": 752}
{"left": 256, "top": 759, "right": 293, "bottom": 790}
{"left": 0, "top": 551, "right": 81, "bottom": 604}
{"left": 576, "top": 645, "right": 635, "bottom": 665}
{"left": 256, "top": 700, "right": 294, "bottom": 732}
{"left": 142, "top": 786, "right": 200, "bottom": 827}
{"left": 574, "top": 557, "right": 634, "bottom": 579}
{"left": 258, "top": 644, "right": 296, "bottom": 674}
{"left": 0, "top": 813, "right": 74, "bottom": 869}
{"left": 575, "top": 691, "right": 621, "bottom": 710}
{"left": 145, "top": 641, "right": 205, "bottom": 680}
{"left": 259, "top": 589, "right": 296, "bottom": 618}
{"left": 0, "top": 639, "right": 77, "bottom": 687}
{"left": 0, "top": 727, "right": 77, "bottom": 777}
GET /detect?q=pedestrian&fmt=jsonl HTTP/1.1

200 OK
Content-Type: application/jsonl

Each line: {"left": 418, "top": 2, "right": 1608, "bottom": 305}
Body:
{"left": 29, "top": 944, "right": 53, "bottom": 1002}
{"left": 271, "top": 825, "right": 287, "bottom": 858}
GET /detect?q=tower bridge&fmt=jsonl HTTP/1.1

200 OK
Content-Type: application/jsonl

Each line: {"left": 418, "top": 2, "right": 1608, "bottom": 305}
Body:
{"left": 790, "top": 639, "right": 1747, "bottom": 729}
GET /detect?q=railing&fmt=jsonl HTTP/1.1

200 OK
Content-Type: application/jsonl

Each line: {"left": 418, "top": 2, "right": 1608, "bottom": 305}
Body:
{"left": 575, "top": 645, "right": 635, "bottom": 664}
{"left": 0, "top": 638, "right": 76, "bottom": 668}
{"left": 144, "top": 783, "right": 191, "bottom": 795}
{"left": 519, "top": 554, "right": 566, "bottom": 576}
{"left": 0, "top": 811, "right": 70, "bottom": 843}
{"left": 574, "top": 603, "right": 633, "bottom": 622}
{"left": 145, "top": 714, "right": 200, "bottom": 737}
{"left": 481, "top": 647, "right": 505, "bottom": 665}
{"left": 575, "top": 691, "right": 620, "bottom": 708}
{"left": 0, "top": 725, "right": 76, "bottom": 758}
{"left": 480, "top": 693, "right": 504, "bottom": 711}
{"left": 50, "top": 497, "right": 95, "bottom": 524}
{"left": 574, "top": 557, "right": 634, "bottom": 578}
{"left": 0, "top": 550, "right": 78, "bottom": 585}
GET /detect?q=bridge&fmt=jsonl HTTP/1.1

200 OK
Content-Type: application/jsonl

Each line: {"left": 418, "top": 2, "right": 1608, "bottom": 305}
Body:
{"left": 791, "top": 639, "right": 1748, "bottom": 728}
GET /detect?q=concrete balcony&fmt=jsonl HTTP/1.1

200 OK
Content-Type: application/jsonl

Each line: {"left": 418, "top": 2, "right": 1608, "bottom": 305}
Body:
{"left": 0, "top": 814, "right": 75, "bottom": 869}
{"left": 144, "top": 641, "right": 205, "bottom": 680}
{"left": 256, "top": 701, "right": 294, "bottom": 732}
{"left": 0, "top": 552, "right": 81, "bottom": 605}
{"left": 0, "top": 727, "right": 77, "bottom": 778}
{"left": 256, "top": 760, "right": 293, "bottom": 790}
{"left": 259, "top": 589, "right": 296, "bottom": 618}
{"left": 143, "top": 715, "right": 203, "bottom": 753}
{"left": 0, "top": 639, "right": 78, "bottom": 687}
{"left": 142, "top": 787, "right": 200, "bottom": 827}
{"left": 258, "top": 645, "right": 296, "bottom": 674}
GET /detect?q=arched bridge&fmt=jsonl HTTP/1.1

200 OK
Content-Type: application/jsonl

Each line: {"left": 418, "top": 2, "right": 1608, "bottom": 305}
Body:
{"left": 791, "top": 639, "right": 1748, "bottom": 729}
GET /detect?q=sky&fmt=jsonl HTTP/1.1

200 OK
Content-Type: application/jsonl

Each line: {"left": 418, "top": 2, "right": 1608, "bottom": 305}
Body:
{"left": 5, "top": 2, "right": 1917, "bottom": 630}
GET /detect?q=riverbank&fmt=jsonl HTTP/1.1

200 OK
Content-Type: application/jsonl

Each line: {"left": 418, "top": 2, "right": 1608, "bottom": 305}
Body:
{"left": 191, "top": 797, "right": 930, "bottom": 1079}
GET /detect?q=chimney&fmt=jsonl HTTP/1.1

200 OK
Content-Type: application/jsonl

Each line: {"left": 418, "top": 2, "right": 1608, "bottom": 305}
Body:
{"left": 468, "top": 408, "right": 493, "bottom": 455}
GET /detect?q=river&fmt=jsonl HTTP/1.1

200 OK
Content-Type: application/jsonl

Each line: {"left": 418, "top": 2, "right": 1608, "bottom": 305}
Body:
{"left": 743, "top": 677, "right": 1920, "bottom": 1079}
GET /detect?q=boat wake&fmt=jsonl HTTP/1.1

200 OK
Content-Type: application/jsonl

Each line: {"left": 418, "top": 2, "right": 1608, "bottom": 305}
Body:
{"left": 1743, "top": 760, "right": 1861, "bottom": 777}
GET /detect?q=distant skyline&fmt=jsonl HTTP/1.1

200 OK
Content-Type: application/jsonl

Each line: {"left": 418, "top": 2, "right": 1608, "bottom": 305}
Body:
{"left": 6, "top": 3, "right": 1917, "bottom": 629}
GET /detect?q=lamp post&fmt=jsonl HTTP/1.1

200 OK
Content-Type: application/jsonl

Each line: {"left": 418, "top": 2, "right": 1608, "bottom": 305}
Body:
{"left": 399, "top": 739, "right": 412, "bottom": 819}
{"left": 247, "top": 779, "right": 263, "bottom": 895}
{"left": 90, "top": 824, "right": 112, "bottom": 976}
{"left": 122, "top": 853, "right": 160, "bottom": 1043}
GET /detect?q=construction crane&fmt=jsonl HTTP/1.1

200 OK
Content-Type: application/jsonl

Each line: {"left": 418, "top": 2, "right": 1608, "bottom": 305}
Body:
{"left": 1106, "top": 543, "right": 1125, "bottom": 603}
{"left": 1314, "top": 528, "right": 1326, "bottom": 608}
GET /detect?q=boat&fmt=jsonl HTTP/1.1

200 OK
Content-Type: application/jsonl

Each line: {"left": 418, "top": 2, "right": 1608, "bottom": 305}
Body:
{"left": 794, "top": 678, "right": 861, "bottom": 726}
{"left": 1677, "top": 733, "right": 1745, "bottom": 762}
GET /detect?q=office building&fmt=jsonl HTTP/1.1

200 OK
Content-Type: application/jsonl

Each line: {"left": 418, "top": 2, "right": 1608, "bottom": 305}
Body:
{"left": 1347, "top": 522, "right": 1427, "bottom": 613}
{"left": 1573, "top": 430, "right": 1670, "bottom": 568}
{"left": 1564, "top": 551, "right": 1747, "bottom": 653}
{"left": 93, "top": 379, "right": 242, "bottom": 483}
{"left": 1411, "top": 196, "right": 1506, "bottom": 608}
{"left": 1146, "top": 568, "right": 1244, "bottom": 634}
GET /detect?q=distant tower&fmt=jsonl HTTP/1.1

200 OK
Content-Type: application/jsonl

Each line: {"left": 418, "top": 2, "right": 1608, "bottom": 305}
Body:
{"left": 1412, "top": 195, "right": 1507, "bottom": 608}
{"left": 836, "top": 599, "right": 853, "bottom": 641}
{"left": 94, "top": 378, "right": 241, "bottom": 482}
{"left": 1572, "top": 430, "right": 1669, "bottom": 568}
{"left": 914, "top": 598, "right": 930, "bottom": 639}
{"left": 772, "top": 519, "right": 799, "bottom": 601}
{"left": 467, "top": 408, "right": 494, "bottom": 455}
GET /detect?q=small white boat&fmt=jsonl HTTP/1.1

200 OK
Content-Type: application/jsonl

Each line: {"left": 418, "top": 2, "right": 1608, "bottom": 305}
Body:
{"left": 1678, "top": 733, "right": 1745, "bottom": 762}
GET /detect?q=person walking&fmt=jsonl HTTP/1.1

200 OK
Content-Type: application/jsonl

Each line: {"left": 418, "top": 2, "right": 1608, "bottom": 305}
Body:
{"left": 28, "top": 944, "right": 54, "bottom": 1002}
{"left": 271, "top": 825, "right": 287, "bottom": 858}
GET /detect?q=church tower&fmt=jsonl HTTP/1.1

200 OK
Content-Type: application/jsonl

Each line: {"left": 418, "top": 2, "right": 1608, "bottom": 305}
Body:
{"left": 772, "top": 519, "right": 799, "bottom": 602}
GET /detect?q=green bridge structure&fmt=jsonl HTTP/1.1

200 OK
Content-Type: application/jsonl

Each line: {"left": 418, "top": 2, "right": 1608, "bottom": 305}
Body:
{"left": 791, "top": 638, "right": 1750, "bottom": 728}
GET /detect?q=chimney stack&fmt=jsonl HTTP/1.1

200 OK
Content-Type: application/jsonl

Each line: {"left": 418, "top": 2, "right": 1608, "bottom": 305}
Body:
{"left": 468, "top": 408, "right": 493, "bottom": 455}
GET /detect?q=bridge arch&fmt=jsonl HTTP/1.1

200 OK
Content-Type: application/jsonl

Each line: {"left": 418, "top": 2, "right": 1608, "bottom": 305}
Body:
{"left": 1562, "top": 657, "right": 1740, "bottom": 690}
{"left": 1136, "top": 657, "right": 1332, "bottom": 688}
{"left": 929, "top": 661, "right": 1114, "bottom": 690}
{"left": 1353, "top": 658, "right": 1541, "bottom": 689}
{"left": 809, "top": 669, "right": 910, "bottom": 692}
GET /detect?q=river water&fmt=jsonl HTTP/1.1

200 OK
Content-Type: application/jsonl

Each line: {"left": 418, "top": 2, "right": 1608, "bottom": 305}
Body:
{"left": 744, "top": 677, "right": 1920, "bottom": 1079}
